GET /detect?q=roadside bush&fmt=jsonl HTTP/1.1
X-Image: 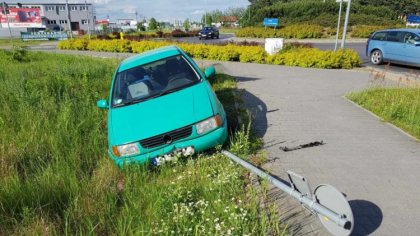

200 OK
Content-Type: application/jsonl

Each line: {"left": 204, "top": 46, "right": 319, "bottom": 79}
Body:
{"left": 58, "top": 39, "right": 362, "bottom": 69}
{"left": 236, "top": 24, "right": 323, "bottom": 39}
{"left": 266, "top": 48, "right": 361, "bottom": 69}
{"left": 350, "top": 25, "right": 404, "bottom": 38}
{"left": 281, "top": 42, "right": 313, "bottom": 51}
{"left": 131, "top": 40, "right": 171, "bottom": 53}
{"left": 171, "top": 29, "right": 199, "bottom": 38}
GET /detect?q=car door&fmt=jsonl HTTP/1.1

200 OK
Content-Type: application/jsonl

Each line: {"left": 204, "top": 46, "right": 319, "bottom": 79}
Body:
{"left": 384, "top": 31, "right": 405, "bottom": 62}
{"left": 400, "top": 32, "right": 420, "bottom": 65}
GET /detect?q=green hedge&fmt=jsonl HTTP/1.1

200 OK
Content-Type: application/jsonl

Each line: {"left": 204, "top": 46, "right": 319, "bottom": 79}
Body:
{"left": 236, "top": 24, "right": 324, "bottom": 39}
{"left": 58, "top": 39, "right": 361, "bottom": 69}
{"left": 350, "top": 25, "right": 405, "bottom": 38}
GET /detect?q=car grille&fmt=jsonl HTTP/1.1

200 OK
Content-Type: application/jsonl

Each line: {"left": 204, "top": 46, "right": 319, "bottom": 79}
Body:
{"left": 139, "top": 125, "right": 193, "bottom": 149}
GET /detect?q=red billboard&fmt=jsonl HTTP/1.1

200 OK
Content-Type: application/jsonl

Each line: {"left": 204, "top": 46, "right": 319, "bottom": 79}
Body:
{"left": 0, "top": 7, "right": 42, "bottom": 28}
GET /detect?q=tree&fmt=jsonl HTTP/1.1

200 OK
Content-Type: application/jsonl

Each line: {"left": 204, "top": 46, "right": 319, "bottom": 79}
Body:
{"left": 149, "top": 18, "right": 157, "bottom": 30}
{"left": 201, "top": 13, "right": 213, "bottom": 26}
{"left": 137, "top": 19, "right": 146, "bottom": 31}
{"left": 183, "top": 19, "right": 191, "bottom": 31}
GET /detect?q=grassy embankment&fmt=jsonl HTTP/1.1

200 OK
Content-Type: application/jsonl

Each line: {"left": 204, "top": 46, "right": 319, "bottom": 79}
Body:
{"left": 348, "top": 88, "right": 420, "bottom": 139}
{"left": 0, "top": 38, "right": 44, "bottom": 47}
{"left": 0, "top": 49, "right": 284, "bottom": 235}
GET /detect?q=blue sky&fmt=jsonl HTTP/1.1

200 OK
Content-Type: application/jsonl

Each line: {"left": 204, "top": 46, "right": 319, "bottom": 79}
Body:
{"left": 7, "top": 0, "right": 250, "bottom": 22}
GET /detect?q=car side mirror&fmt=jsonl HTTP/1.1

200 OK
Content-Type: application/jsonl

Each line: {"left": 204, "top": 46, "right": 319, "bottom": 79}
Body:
{"left": 204, "top": 66, "right": 216, "bottom": 79}
{"left": 97, "top": 99, "right": 109, "bottom": 109}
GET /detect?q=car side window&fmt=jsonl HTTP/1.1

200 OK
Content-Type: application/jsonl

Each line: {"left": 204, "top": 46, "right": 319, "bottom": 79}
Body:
{"left": 403, "top": 32, "right": 419, "bottom": 44}
{"left": 385, "top": 32, "right": 395, "bottom": 42}
{"left": 385, "top": 31, "right": 404, "bottom": 43}
{"left": 372, "top": 32, "right": 386, "bottom": 41}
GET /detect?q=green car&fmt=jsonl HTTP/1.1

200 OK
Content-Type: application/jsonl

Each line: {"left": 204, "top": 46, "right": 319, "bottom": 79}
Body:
{"left": 97, "top": 46, "right": 228, "bottom": 166}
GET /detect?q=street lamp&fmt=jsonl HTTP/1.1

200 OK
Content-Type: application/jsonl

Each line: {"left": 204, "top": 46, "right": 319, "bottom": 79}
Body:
{"left": 341, "top": 0, "right": 352, "bottom": 48}
{"left": 334, "top": 0, "right": 343, "bottom": 51}
{"left": 66, "top": 0, "right": 72, "bottom": 39}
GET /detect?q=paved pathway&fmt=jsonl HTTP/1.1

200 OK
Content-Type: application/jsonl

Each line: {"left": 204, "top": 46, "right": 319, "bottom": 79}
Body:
{"left": 204, "top": 61, "right": 420, "bottom": 236}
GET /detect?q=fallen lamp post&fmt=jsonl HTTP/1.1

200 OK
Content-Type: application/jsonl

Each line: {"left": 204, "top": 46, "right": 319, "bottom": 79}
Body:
{"left": 222, "top": 150, "right": 354, "bottom": 236}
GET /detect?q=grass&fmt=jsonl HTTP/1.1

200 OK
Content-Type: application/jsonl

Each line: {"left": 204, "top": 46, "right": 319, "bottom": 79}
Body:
{"left": 0, "top": 49, "right": 284, "bottom": 235}
{"left": 347, "top": 88, "right": 420, "bottom": 139}
{"left": 0, "top": 38, "right": 44, "bottom": 47}
{"left": 219, "top": 28, "right": 241, "bottom": 34}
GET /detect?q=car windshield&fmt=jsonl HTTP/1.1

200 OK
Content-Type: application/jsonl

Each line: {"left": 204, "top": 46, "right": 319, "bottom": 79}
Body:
{"left": 112, "top": 55, "right": 201, "bottom": 107}
{"left": 204, "top": 27, "right": 213, "bottom": 30}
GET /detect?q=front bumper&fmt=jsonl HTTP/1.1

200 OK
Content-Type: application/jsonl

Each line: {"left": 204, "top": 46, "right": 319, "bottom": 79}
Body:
{"left": 109, "top": 123, "right": 228, "bottom": 167}
{"left": 199, "top": 34, "right": 213, "bottom": 38}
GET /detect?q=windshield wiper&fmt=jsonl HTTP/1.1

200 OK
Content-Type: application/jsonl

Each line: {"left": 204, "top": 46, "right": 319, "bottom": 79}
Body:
{"left": 113, "top": 98, "right": 145, "bottom": 107}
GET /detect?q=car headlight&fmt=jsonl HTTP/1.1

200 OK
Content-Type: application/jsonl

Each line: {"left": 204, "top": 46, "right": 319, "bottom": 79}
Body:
{"left": 112, "top": 143, "right": 140, "bottom": 157}
{"left": 196, "top": 115, "right": 223, "bottom": 135}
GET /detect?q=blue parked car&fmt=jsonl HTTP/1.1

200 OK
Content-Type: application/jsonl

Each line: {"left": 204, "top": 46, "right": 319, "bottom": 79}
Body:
{"left": 366, "top": 29, "right": 420, "bottom": 67}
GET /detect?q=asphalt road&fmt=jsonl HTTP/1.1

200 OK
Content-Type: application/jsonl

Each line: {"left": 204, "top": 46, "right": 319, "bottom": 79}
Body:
{"left": 174, "top": 33, "right": 235, "bottom": 44}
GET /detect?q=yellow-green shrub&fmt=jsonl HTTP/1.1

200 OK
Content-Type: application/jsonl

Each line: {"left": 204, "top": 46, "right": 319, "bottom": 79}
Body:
{"left": 266, "top": 48, "right": 361, "bottom": 69}
{"left": 350, "top": 24, "right": 405, "bottom": 38}
{"left": 57, "top": 39, "right": 361, "bottom": 69}
{"left": 131, "top": 41, "right": 171, "bottom": 53}
{"left": 236, "top": 25, "right": 324, "bottom": 39}
{"left": 207, "top": 45, "right": 240, "bottom": 61}
{"left": 351, "top": 25, "right": 387, "bottom": 38}
{"left": 57, "top": 40, "right": 73, "bottom": 50}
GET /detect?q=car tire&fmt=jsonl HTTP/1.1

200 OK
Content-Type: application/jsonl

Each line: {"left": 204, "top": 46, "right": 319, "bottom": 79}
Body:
{"left": 217, "top": 34, "right": 219, "bottom": 39}
{"left": 199, "top": 37, "right": 201, "bottom": 40}
{"left": 370, "top": 49, "right": 383, "bottom": 65}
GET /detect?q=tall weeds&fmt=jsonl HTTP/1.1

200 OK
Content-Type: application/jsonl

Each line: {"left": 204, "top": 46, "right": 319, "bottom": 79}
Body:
{"left": 0, "top": 50, "right": 283, "bottom": 235}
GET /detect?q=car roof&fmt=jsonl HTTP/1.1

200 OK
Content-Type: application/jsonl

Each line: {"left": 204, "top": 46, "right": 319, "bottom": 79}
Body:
{"left": 375, "top": 28, "right": 420, "bottom": 34}
{"left": 118, "top": 45, "right": 182, "bottom": 72}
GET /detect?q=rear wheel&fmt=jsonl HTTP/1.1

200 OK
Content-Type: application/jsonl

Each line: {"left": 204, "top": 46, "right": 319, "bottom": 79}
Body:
{"left": 371, "top": 49, "right": 383, "bottom": 65}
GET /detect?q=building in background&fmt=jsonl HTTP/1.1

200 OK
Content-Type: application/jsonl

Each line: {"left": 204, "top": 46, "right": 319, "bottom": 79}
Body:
{"left": 0, "top": 1, "right": 95, "bottom": 37}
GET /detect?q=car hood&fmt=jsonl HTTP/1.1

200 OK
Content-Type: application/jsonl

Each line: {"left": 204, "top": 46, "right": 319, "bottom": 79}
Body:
{"left": 109, "top": 82, "right": 214, "bottom": 145}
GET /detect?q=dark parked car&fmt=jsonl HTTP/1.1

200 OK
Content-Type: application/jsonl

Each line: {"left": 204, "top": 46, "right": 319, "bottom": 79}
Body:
{"left": 198, "top": 26, "right": 219, "bottom": 40}
{"left": 367, "top": 29, "right": 420, "bottom": 67}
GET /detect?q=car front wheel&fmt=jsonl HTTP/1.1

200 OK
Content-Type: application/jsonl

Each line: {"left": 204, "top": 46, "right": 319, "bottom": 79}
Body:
{"left": 371, "top": 49, "right": 383, "bottom": 65}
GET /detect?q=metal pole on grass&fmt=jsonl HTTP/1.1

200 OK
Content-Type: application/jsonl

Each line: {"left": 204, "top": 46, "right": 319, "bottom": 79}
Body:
{"left": 341, "top": 0, "right": 351, "bottom": 48}
{"left": 221, "top": 150, "right": 352, "bottom": 232}
{"left": 66, "top": 0, "right": 72, "bottom": 39}
{"left": 334, "top": 0, "right": 343, "bottom": 51}
{"left": 84, "top": 0, "right": 91, "bottom": 39}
